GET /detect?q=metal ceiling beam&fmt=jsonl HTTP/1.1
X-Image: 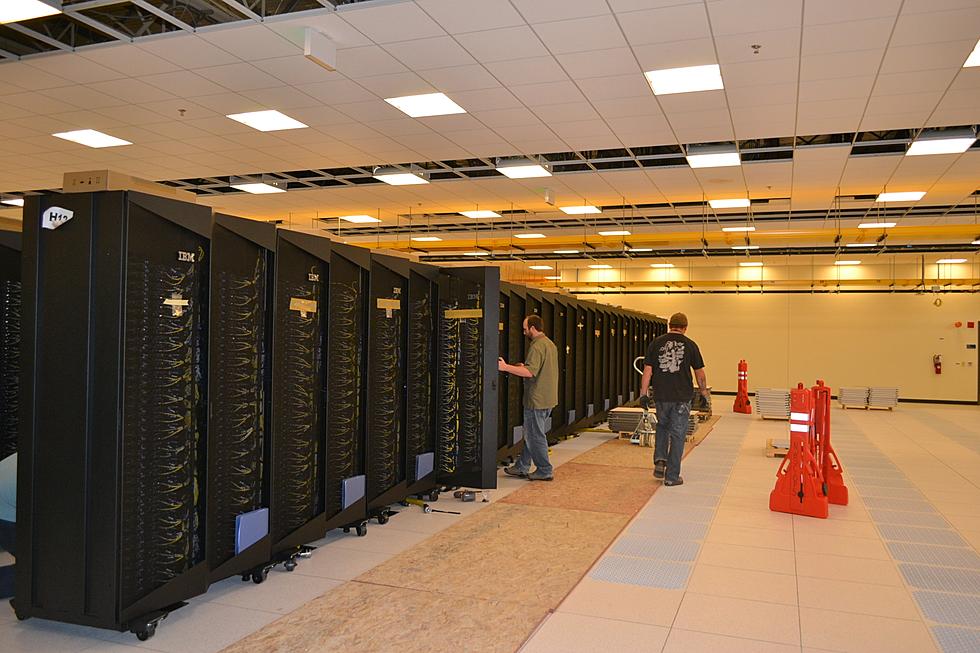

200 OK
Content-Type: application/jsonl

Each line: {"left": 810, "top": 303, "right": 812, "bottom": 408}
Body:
{"left": 62, "top": 9, "right": 132, "bottom": 42}
{"left": 61, "top": 0, "right": 130, "bottom": 10}
{"left": 216, "top": 0, "right": 261, "bottom": 21}
{"left": 5, "top": 23, "right": 71, "bottom": 51}
{"left": 0, "top": 48, "right": 19, "bottom": 59}
{"left": 130, "top": 0, "right": 195, "bottom": 32}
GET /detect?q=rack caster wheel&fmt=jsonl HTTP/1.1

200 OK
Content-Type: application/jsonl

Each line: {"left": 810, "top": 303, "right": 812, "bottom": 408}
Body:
{"left": 343, "top": 527, "right": 351, "bottom": 533}
{"left": 251, "top": 569, "right": 268, "bottom": 584}
{"left": 377, "top": 512, "right": 389, "bottom": 525}
{"left": 283, "top": 560, "right": 297, "bottom": 573}
{"left": 427, "top": 490, "right": 439, "bottom": 502}
{"left": 135, "top": 624, "right": 156, "bottom": 641}
{"left": 356, "top": 523, "right": 368, "bottom": 537}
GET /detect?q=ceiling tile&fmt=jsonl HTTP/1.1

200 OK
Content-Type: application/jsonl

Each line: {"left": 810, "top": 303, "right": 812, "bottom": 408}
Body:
{"left": 241, "top": 87, "right": 323, "bottom": 110}
{"left": 80, "top": 45, "right": 180, "bottom": 77}
{"left": 802, "top": 17, "right": 895, "bottom": 56}
{"left": 708, "top": 0, "right": 803, "bottom": 36}
{"left": 0, "top": 62, "right": 72, "bottom": 90}
{"left": 510, "top": 0, "right": 610, "bottom": 24}
{"left": 26, "top": 56, "right": 122, "bottom": 85}
{"left": 590, "top": 96, "right": 664, "bottom": 119}
{"left": 484, "top": 56, "right": 568, "bottom": 86}
{"left": 339, "top": 2, "right": 446, "bottom": 43}
{"left": 510, "top": 80, "right": 585, "bottom": 106}
{"left": 334, "top": 99, "right": 408, "bottom": 122}
{"left": 633, "top": 38, "right": 718, "bottom": 71}
{"left": 472, "top": 107, "right": 541, "bottom": 128}
{"left": 456, "top": 26, "right": 550, "bottom": 63}
{"left": 619, "top": 4, "right": 711, "bottom": 47}
{"left": 194, "top": 63, "right": 284, "bottom": 92}
{"left": 577, "top": 74, "right": 652, "bottom": 100}
{"left": 421, "top": 114, "right": 487, "bottom": 133}
{"left": 336, "top": 46, "right": 409, "bottom": 78}
{"left": 417, "top": 0, "right": 526, "bottom": 34}
{"left": 39, "top": 85, "right": 124, "bottom": 110}
{"left": 419, "top": 65, "right": 502, "bottom": 92}
{"left": 879, "top": 40, "right": 978, "bottom": 74}
{"left": 657, "top": 89, "right": 729, "bottom": 115}
{"left": 798, "top": 76, "right": 875, "bottom": 102}
{"left": 298, "top": 79, "right": 377, "bottom": 105}
{"left": 136, "top": 34, "right": 241, "bottom": 69}
{"left": 533, "top": 15, "right": 627, "bottom": 55}
{"left": 715, "top": 28, "right": 801, "bottom": 64}
{"left": 492, "top": 123, "right": 556, "bottom": 142}
{"left": 722, "top": 56, "right": 799, "bottom": 87}
{"left": 890, "top": 6, "right": 980, "bottom": 47}
{"left": 726, "top": 81, "right": 797, "bottom": 108}
{"left": 141, "top": 70, "right": 229, "bottom": 97}
{"left": 805, "top": 0, "right": 902, "bottom": 25}
{"left": 252, "top": 55, "right": 340, "bottom": 86}
{"left": 866, "top": 90, "right": 942, "bottom": 115}
{"left": 356, "top": 71, "right": 433, "bottom": 98}
{"left": 872, "top": 69, "right": 958, "bottom": 96}
{"left": 201, "top": 25, "right": 300, "bottom": 60}
{"left": 557, "top": 48, "right": 641, "bottom": 80}
{"left": 605, "top": 116, "right": 674, "bottom": 144}
{"left": 731, "top": 104, "right": 797, "bottom": 139}
{"left": 531, "top": 102, "right": 601, "bottom": 123}
{"left": 95, "top": 105, "right": 173, "bottom": 127}
{"left": 84, "top": 79, "right": 176, "bottom": 105}
{"left": 267, "top": 13, "right": 375, "bottom": 49}
{"left": 386, "top": 36, "right": 477, "bottom": 70}
{"left": 800, "top": 50, "right": 884, "bottom": 81}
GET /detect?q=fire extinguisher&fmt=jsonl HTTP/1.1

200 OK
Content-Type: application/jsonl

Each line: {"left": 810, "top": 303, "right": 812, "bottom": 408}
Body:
{"left": 933, "top": 354, "right": 942, "bottom": 375}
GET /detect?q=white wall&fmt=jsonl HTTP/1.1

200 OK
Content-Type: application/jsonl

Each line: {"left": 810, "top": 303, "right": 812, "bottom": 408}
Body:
{"left": 583, "top": 292, "right": 980, "bottom": 403}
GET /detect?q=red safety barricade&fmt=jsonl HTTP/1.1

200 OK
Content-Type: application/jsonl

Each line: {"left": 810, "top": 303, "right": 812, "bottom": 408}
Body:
{"left": 733, "top": 359, "right": 752, "bottom": 414}
{"left": 812, "top": 380, "right": 848, "bottom": 505}
{"left": 769, "top": 383, "right": 829, "bottom": 519}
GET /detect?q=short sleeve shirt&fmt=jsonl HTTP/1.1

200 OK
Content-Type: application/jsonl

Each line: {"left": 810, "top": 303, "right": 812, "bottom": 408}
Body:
{"left": 643, "top": 333, "right": 705, "bottom": 403}
{"left": 0, "top": 453, "right": 15, "bottom": 523}
{"left": 523, "top": 335, "right": 559, "bottom": 409}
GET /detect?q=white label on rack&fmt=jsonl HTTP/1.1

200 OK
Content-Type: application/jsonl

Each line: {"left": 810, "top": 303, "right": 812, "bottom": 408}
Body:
{"left": 42, "top": 206, "right": 73, "bottom": 230}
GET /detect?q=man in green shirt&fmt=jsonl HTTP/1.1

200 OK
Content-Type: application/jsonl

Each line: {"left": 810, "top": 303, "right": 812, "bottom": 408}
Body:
{"left": 498, "top": 315, "right": 558, "bottom": 481}
{"left": 0, "top": 453, "right": 15, "bottom": 598}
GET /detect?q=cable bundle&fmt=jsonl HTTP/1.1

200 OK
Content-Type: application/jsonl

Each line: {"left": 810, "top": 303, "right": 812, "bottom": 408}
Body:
{"left": 437, "top": 301, "right": 460, "bottom": 475}
{"left": 121, "top": 255, "right": 205, "bottom": 606}
{"left": 458, "top": 315, "right": 483, "bottom": 466}
{"left": 370, "top": 302, "right": 401, "bottom": 492}
{"left": 406, "top": 292, "right": 432, "bottom": 472}
{"left": 326, "top": 277, "right": 362, "bottom": 513}
{"left": 209, "top": 258, "right": 266, "bottom": 564}
{"left": 0, "top": 279, "right": 20, "bottom": 460}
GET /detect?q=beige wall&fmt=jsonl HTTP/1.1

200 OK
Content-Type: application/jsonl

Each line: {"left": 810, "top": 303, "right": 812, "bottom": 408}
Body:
{"left": 583, "top": 292, "right": 980, "bottom": 403}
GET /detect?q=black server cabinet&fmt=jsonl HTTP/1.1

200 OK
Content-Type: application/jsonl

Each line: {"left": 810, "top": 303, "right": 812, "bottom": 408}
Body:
{"left": 496, "top": 290, "right": 509, "bottom": 462}
{"left": 436, "top": 267, "right": 499, "bottom": 489}
{"left": 404, "top": 263, "right": 440, "bottom": 500}
{"left": 550, "top": 298, "right": 567, "bottom": 438}
{"left": 598, "top": 310, "right": 610, "bottom": 414}
{"left": 560, "top": 299, "right": 577, "bottom": 429}
{"left": 497, "top": 284, "right": 525, "bottom": 463}
{"left": 584, "top": 307, "right": 596, "bottom": 418}
{"left": 574, "top": 304, "right": 588, "bottom": 423}
{"left": 0, "top": 231, "right": 21, "bottom": 461}
{"left": 17, "top": 191, "right": 211, "bottom": 638}
{"left": 206, "top": 215, "right": 276, "bottom": 584}
{"left": 365, "top": 253, "right": 411, "bottom": 521}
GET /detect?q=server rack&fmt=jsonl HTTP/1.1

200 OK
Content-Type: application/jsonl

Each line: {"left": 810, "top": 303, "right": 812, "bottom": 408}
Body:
{"left": 436, "top": 267, "right": 499, "bottom": 489}
{"left": 0, "top": 231, "right": 20, "bottom": 461}
{"left": 550, "top": 298, "right": 568, "bottom": 438}
{"left": 584, "top": 307, "right": 596, "bottom": 419}
{"left": 598, "top": 309, "right": 610, "bottom": 414}
{"left": 574, "top": 304, "right": 588, "bottom": 423}
{"left": 404, "top": 263, "right": 441, "bottom": 501}
{"left": 496, "top": 289, "right": 510, "bottom": 462}
{"left": 17, "top": 191, "right": 211, "bottom": 639}
{"left": 206, "top": 215, "right": 276, "bottom": 585}
{"left": 365, "top": 253, "right": 411, "bottom": 522}
{"left": 497, "top": 283, "right": 525, "bottom": 463}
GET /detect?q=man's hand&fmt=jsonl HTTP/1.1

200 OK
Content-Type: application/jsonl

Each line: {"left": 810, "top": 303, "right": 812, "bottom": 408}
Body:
{"left": 699, "top": 387, "right": 710, "bottom": 399}
{"left": 498, "top": 357, "right": 507, "bottom": 372}
{"left": 639, "top": 395, "right": 650, "bottom": 410}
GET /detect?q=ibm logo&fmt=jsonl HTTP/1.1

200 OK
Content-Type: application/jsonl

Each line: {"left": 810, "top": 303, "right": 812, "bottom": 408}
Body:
{"left": 178, "top": 251, "right": 196, "bottom": 262}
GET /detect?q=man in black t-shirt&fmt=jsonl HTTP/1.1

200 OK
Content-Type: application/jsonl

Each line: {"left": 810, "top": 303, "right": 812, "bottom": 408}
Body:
{"left": 639, "top": 313, "right": 708, "bottom": 486}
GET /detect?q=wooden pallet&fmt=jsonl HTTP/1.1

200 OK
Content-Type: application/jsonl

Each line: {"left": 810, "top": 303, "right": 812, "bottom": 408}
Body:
{"left": 766, "top": 438, "right": 789, "bottom": 458}
{"left": 840, "top": 404, "right": 868, "bottom": 410}
{"left": 868, "top": 405, "right": 895, "bottom": 411}
{"left": 760, "top": 414, "right": 789, "bottom": 421}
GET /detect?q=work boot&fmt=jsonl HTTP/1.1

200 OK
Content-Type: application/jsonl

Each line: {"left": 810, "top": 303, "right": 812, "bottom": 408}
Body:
{"left": 664, "top": 477, "right": 684, "bottom": 487}
{"left": 527, "top": 470, "right": 554, "bottom": 481}
{"left": 654, "top": 460, "right": 666, "bottom": 480}
{"left": 504, "top": 466, "right": 528, "bottom": 478}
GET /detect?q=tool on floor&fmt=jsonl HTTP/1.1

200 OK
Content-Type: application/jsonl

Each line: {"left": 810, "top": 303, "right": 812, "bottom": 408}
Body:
{"left": 401, "top": 497, "right": 461, "bottom": 515}
{"left": 453, "top": 488, "right": 490, "bottom": 502}
{"left": 631, "top": 406, "right": 656, "bottom": 447}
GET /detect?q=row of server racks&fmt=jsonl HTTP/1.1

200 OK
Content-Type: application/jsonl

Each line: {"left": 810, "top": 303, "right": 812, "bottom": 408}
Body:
{"left": 11, "top": 191, "right": 502, "bottom": 640}
{"left": 496, "top": 283, "right": 667, "bottom": 461}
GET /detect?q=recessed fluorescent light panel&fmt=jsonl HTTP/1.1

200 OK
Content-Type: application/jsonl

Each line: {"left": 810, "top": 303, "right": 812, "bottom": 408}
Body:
{"left": 1, "top": 198, "right": 24, "bottom": 207}
{"left": 964, "top": 38, "right": 980, "bottom": 67}
{"left": 973, "top": 239, "right": 980, "bottom": 245}
{"left": 937, "top": 258, "right": 967, "bottom": 264}
{"left": 373, "top": 167, "right": 429, "bottom": 186}
{"left": 721, "top": 226, "right": 756, "bottom": 232}
{"left": 560, "top": 205, "right": 601, "bottom": 215}
{"left": 496, "top": 158, "right": 552, "bottom": 179}
{"left": 231, "top": 182, "right": 285, "bottom": 194}
{"left": 589, "top": 264, "right": 612, "bottom": 269}
{"left": 628, "top": 248, "right": 653, "bottom": 252}
{"left": 834, "top": 260, "right": 861, "bottom": 266}
{"left": 731, "top": 245, "right": 759, "bottom": 250}
{"left": 528, "top": 265, "right": 553, "bottom": 270}
{"left": 53, "top": 129, "right": 131, "bottom": 148}
{"left": 650, "top": 263, "right": 674, "bottom": 268}
{"left": 846, "top": 243, "right": 877, "bottom": 247}
{"left": 460, "top": 210, "right": 500, "bottom": 219}
{"left": 0, "top": 0, "right": 61, "bottom": 24}
{"left": 687, "top": 144, "right": 740, "bottom": 169}
{"left": 544, "top": 275, "right": 561, "bottom": 280}
{"left": 339, "top": 215, "right": 381, "bottom": 223}
{"left": 384, "top": 92, "right": 466, "bottom": 118}
{"left": 598, "top": 230, "right": 631, "bottom": 236}
{"left": 411, "top": 236, "right": 441, "bottom": 242}
{"left": 858, "top": 222, "right": 896, "bottom": 229}
{"left": 464, "top": 251, "right": 487, "bottom": 256}
{"left": 644, "top": 64, "right": 724, "bottom": 95}
{"left": 710, "top": 199, "right": 751, "bottom": 209}
{"left": 514, "top": 233, "right": 545, "bottom": 239}
{"left": 875, "top": 191, "right": 925, "bottom": 202}
{"left": 739, "top": 262, "right": 764, "bottom": 267}
{"left": 226, "top": 110, "right": 307, "bottom": 132}
{"left": 907, "top": 128, "right": 976, "bottom": 156}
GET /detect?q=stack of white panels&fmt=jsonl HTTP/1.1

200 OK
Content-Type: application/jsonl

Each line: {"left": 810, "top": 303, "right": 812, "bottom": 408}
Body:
{"left": 839, "top": 387, "right": 870, "bottom": 408}
{"left": 869, "top": 387, "right": 899, "bottom": 409}
{"left": 756, "top": 388, "right": 791, "bottom": 419}
{"left": 608, "top": 407, "right": 645, "bottom": 433}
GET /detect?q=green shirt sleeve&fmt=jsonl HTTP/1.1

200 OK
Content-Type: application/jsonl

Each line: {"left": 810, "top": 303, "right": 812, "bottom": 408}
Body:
{"left": 0, "top": 453, "right": 16, "bottom": 523}
{"left": 524, "top": 339, "right": 544, "bottom": 377}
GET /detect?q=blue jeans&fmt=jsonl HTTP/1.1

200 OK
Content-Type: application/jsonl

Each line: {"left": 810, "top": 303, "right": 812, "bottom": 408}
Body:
{"left": 655, "top": 401, "right": 690, "bottom": 483}
{"left": 515, "top": 408, "right": 554, "bottom": 477}
{"left": 0, "top": 519, "right": 13, "bottom": 599}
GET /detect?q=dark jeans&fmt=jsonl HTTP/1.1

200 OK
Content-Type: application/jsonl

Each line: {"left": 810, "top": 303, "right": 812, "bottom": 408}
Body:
{"left": 654, "top": 401, "right": 690, "bottom": 483}
{"left": 0, "top": 519, "right": 13, "bottom": 599}
{"left": 515, "top": 408, "right": 554, "bottom": 476}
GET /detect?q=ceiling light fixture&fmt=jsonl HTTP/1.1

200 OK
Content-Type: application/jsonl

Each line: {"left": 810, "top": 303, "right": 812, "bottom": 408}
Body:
{"left": 226, "top": 110, "right": 308, "bottom": 132}
{"left": 721, "top": 226, "right": 756, "bottom": 232}
{"left": 373, "top": 166, "right": 429, "bottom": 186}
{"left": 496, "top": 157, "right": 552, "bottom": 179}
{"left": 339, "top": 214, "right": 382, "bottom": 223}
{"left": 972, "top": 239, "right": 980, "bottom": 245}
{"left": 0, "top": 0, "right": 61, "bottom": 24}
{"left": 52, "top": 129, "right": 131, "bottom": 148}
{"left": 529, "top": 265, "right": 553, "bottom": 270}
{"left": 739, "top": 262, "right": 764, "bottom": 267}
{"left": 544, "top": 275, "right": 561, "bottom": 280}
{"left": 514, "top": 233, "right": 545, "bottom": 239}
{"left": 650, "top": 263, "right": 674, "bottom": 268}
{"left": 906, "top": 128, "right": 976, "bottom": 156}
{"left": 554, "top": 249, "right": 579, "bottom": 254}
{"left": 384, "top": 92, "right": 466, "bottom": 118}
{"left": 1, "top": 197, "right": 24, "bottom": 207}
{"left": 628, "top": 247, "right": 653, "bottom": 252}
{"left": 411, "top": 236, "right": 442, "bottom": 242}
{"left": 858, "top": 222, "right": 896, "bottom": 229}
{"left": 731, "top": 245, "right": 759, "bottom": 250}
{"left": 589, "top": 264, "right": 612, "bottom": 269}
{"left": 686, "top": 143, "right": 740, "bottom": 169}
{"left": 846, "top": 242, "right": 877, "bottom": 247}
{"left": 937, "top": 258, "right": 967, "bottom": 264}
{"left": 463, "top": 251, "right": 488, "bottom": 256}
{"left": 710, "top": 198, "right": 751, "bottom": 209}
{"left": 598, "top": 230, "right": 631, "bottom": 236}
{"left": 460, "top": 210, "right": 500, "bottom": 219}
{"left": 964, "top": 38, "right": 980, "bottom": 67}
{"left": 230, "top": 176, "right": 286, "bottom": 194}
{"left": 834, "top": 260, "right": 861, "bottom": 266}
{"left": 560, "top": 205, "right": 601, "bottom": 215}
{"left": 875, "top": 191, "right": 925, "bottom": 202}
{"left": 644, "top": 63, "right": 724, "bottom": 95}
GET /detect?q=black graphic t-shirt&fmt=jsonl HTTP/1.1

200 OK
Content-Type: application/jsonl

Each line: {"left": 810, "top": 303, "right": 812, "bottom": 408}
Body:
{"left": 643, "top": 333, "right": 705, "bottom": 402}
